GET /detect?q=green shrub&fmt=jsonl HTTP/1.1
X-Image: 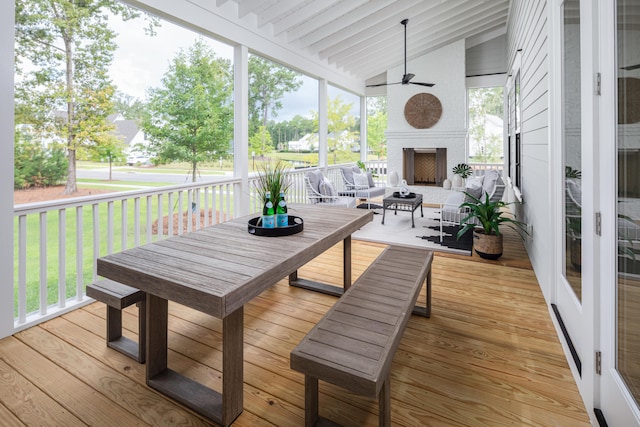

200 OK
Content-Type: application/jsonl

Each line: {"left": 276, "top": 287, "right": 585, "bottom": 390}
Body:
{"left": 14, "top": 138, "right": 68, "bottom": 189}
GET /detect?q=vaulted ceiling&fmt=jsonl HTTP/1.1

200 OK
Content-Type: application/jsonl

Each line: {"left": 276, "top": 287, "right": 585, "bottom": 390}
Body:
{"left": 214, "top": 0, "right": 511, "bottom": 84}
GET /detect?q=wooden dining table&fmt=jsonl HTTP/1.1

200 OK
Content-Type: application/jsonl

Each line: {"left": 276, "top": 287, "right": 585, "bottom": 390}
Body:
{"left": 96, "top": 204, "right": 373, "bottom": 426}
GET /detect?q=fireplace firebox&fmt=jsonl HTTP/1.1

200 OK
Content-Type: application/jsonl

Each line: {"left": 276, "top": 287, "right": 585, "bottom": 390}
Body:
{"left": 403, "top": 148, "right": 447, "bottom": 186}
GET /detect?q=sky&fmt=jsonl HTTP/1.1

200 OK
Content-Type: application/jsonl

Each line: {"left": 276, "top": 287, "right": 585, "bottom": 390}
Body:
{"left": 109, "top": 13, "right": 360, "bottom": 123}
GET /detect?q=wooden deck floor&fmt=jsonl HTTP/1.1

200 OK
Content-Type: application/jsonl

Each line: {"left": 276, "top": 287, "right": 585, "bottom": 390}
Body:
{"left": 0, "top": 231, "right": 591, "bottom": 426}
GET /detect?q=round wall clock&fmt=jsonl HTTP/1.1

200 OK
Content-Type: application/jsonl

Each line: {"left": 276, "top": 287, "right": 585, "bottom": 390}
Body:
{"left": 404, "top": 93, "right": 442, "bottom": 129}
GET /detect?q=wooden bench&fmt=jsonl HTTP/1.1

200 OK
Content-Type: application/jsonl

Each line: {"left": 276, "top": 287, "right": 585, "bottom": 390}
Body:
{"left": 86, "top": 279, "right": 146, "bottom": 363}
{"left": 290, "top": 245, "right": 433, "bottom": 427}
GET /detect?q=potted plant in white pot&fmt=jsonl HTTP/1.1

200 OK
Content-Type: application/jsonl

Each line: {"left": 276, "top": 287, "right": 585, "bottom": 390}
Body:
{"left": 451, "top": 163, "right": 472, "bottom": 188}
{"left": 457, "top": 192, "right": 529, "bottom": 259}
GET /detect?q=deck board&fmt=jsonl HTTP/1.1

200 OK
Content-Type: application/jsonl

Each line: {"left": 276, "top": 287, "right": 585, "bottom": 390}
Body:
{"left": 0, "top": 230, "right": 590, "bottom": 426}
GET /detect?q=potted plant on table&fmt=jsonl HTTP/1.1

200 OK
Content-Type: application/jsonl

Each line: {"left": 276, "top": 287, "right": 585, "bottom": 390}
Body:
{"left": 255, "top": 160, "right": 291, "bottom": 203}
{"left": 457, "top": 192, "right": 529, "bottom": 260}
{"left": 452, "top": 163, "right": 472, "bottom": 188}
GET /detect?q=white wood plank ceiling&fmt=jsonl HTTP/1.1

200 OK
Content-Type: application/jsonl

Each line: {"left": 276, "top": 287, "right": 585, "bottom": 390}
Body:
{"left": 212, "top": 0, "right": 511, "bottom": 83}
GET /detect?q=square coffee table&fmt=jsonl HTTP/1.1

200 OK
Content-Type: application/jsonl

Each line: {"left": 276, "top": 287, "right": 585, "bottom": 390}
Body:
{"left": 381, "top": 193, "right": 424, "bottom": 228}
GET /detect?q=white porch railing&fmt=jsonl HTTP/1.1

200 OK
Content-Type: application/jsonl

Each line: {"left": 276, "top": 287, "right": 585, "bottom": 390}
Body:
{"left": 470, "top": 162, "right": 504, "bottom": 176}
{"left": 12, "top": 163, "right": 370, "bottom": 333}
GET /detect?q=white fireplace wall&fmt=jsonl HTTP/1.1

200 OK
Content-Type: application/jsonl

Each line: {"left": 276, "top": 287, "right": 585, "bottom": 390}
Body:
{"left": 385, "top": 39, "right": 467, "bottom": 184}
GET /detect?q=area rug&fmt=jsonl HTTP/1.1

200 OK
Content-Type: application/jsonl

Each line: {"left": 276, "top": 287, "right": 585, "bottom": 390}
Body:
{"left": 352, "top": 206, "right": 473, "bottom": 255}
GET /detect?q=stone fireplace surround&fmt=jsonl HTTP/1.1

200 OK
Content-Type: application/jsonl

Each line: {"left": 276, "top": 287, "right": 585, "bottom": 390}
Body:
{"left": 386, "top": 129, "right": 467, "bottom": 187}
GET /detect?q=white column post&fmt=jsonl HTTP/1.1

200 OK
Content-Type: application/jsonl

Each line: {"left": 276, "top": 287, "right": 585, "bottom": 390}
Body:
{"left": 318, "top": 79, "right": 328, "bottom": 168}
{"left": 234, "top": 45, "right": 250, "bottom": 215}
{"left": 0, "top": 2, "right": 15, "bottom": 338}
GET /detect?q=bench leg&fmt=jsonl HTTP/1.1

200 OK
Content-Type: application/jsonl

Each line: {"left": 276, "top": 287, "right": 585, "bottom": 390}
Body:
{"left": 305, "top": 375, "right": 319, "bottom": 427}
{"left": 426, "top": 269, "right": 432, "bottom": 317}
{"left": 379, "top": 374, "right": 391, "bottom": 427}
{"left": 106, "top": 305, "right": 122, "bottom": 344}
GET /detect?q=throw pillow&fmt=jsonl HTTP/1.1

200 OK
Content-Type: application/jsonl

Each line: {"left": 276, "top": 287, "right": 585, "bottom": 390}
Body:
{"left": 482, "top": 170, "right": 500, "bottom": 198}
{"left": 341, "top": 166, "right": 355, "bottom": 186}
{"left": 306, "top": 169, "right": 323, "bottom": 194}
{"left": 366, "top": 172, "right": 376, "bottom": 188}
{"left": 464, "top": 183, "right": 484, "bottom": 202}
{"left": 319, "top": 178, "right": 337, "bottom": 197}
{"left": 465, "top": 175, "right": 484, "bottom": 189}
{"left": 353, "top": 171, "right": 370, "bottom": 188}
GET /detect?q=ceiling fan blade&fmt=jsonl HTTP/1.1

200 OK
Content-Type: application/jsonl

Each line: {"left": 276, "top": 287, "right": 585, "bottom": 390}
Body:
{"left": 410, "top": 82, "right": 435, "bottom": 87}
{"left": 366, "top": 82, "right": 402, "bottom": 87}
{"left": 621, "top": 64, "right": 640, "bottom": 70}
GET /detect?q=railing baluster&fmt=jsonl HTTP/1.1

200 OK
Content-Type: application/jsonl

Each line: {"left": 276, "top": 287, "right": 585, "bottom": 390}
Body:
{"left": 107, "top": 201, "right": 114, "bottom": 255}
{"left": 58, "top": 208, "right": 66, "bottom": 308}
{"left": 146, "top": 196, "right": 152, "bottom": 243}
{"left": 226, "top": 184, "right": 231, "bottom": 220}
{"left": 92, "top": 204, "right": 100, "bottom": 283}
{"left": 39, "top": 212, "right": 47, "bottom": 315}
{"left": 134, "top": 197, "right": 141, "bottom": 247}
{"left": 204, "top": 186, "right": 210, "bottom": 227}
{"left": 187, "top": 191, "right": 193, "bottom": 232}
{"left": 76, "top": 206, "right": 83, "bottom": 300}
{"left": 195, "top": 189, "right": 200, "bottom": 230}
{"left": 168, "top": 192, "right": 174, "bottom": 237}
{"left": 178, "top": 192, "right": 184, "bottom": 235}
{"left": 157, "top": 194, "right": 163, "bottom": 239}
{"left": 18, "top": 215, "right": 27, "bottom": 323}
{"left": 121, "top": 200, "right": 128, "bottom": 251}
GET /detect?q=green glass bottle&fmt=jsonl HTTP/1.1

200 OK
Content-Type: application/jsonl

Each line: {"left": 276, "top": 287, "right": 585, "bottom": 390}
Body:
{"left": 276, "top": 191, "right": 288, "bottom": 227}
{"left": 262, "top": 191, "right": 275, "bottom": 228}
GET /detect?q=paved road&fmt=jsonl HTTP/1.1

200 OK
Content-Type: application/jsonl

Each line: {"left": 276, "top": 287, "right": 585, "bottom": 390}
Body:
{"left": 77, "top": 167, "right": 233, "bottom": 185}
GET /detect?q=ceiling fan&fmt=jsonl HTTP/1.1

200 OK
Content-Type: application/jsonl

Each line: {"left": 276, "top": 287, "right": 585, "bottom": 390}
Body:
{"left": 366, "top": 18, "right": 435, "bottom": 88}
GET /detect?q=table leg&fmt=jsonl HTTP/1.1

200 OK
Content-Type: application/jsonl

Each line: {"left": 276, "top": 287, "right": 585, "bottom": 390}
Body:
{"left": 411, "top": 209, "right": 415, "bottom": 228}
{"left": 146, "top": 294, "right": 168, "bottom": 380}
{"left": 223, "top": 307, "right": 244, "bottom": 425}
{"left": 381, "top": 203, "right": 387, "bottom": 224}
{"left": 145, "top": 294, "right": 244, "bottom": 426}
{"left": 344, "top": 236, "right": 351, "bottom": 291}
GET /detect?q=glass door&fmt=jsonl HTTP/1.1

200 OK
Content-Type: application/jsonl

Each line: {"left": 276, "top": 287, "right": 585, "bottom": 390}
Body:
{"left": 600, "top": 0, "right": 640, "bottom": 424}
{"left": 555, "top": 0, "right": 584, "bottom": 377}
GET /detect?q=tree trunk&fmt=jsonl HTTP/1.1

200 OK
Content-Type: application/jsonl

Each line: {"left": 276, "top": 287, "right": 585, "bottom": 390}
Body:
{"left": 65, "top": 149, "right": 77, "bottom": 194}
{"left": 63, "top": 34, "right": 77, "bottom": 195}
{"left": 109, "top": 158, "right": 113, "bottom": 181}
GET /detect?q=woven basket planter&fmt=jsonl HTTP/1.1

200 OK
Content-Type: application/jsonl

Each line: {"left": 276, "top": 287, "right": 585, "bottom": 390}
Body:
{"left": 473, "top": 230, "right": 503, "bottom": 260}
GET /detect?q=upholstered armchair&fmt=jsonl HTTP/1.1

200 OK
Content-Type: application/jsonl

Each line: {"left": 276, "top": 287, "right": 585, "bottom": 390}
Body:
{"left": 338, "top": 165, "right": 386, "bottom": 205}
{"left": 305, "top": 169, "right": 356, "bottom": 208}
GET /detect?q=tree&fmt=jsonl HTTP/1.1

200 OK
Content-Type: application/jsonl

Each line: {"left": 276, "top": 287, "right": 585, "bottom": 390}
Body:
{"left": 366, "top": 96, "right": 387, "bottom": 159}
{"left": 248, "top": 55, "right": 302, "bottom": 151}
{"left": 15, "top": 0, "right": 156, "bottom": 194}
{"left": 113, "top": 91, "right": 147, "bottom": 122}
{"left": 89, "top": 134, "right": 127, "bottom": 180}
{"left": 249, "top": 126, "right": 274, "bottom": 158}
{"left": 142, "top": 39, "right": 234, "bottom": 182}
{"left": 267, "top": 115, "right": 315, "bottom": 150}
{"left": 468, "top": 87, "right": 504, "bottom": 163}
{"left": 312, "top": 95, "right": 358, "bottom": 164}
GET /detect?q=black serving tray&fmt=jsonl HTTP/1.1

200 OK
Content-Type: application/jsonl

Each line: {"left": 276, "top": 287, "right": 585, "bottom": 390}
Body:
{"left": 248, "top": 215, "right": 303, "bottom": 236}
{"left": 392, "top": 192, "right": 416, "bottom": 199}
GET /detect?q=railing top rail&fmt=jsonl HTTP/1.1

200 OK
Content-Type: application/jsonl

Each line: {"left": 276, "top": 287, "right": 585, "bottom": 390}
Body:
{"left": 14, "top": 177, "right": 242, "bottom": 215}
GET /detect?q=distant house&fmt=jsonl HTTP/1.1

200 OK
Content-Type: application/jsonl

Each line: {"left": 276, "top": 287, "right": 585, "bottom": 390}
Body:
{"left": 109, "top": 113, "right": 150, "bottom": 154}
{"left": 288, "top": 133, "right": 318, "bottom": 151}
